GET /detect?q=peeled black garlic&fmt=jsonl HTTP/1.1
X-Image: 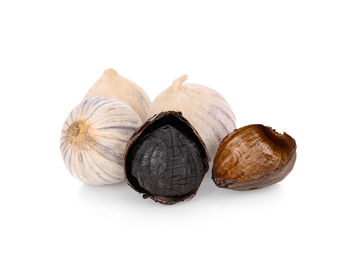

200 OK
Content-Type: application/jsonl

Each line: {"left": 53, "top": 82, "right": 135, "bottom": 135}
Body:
{"left": 212, "top": 124, "right": 296, "bottom": 190}
{"left": 148, "top": 75, "right": 236, "bottom": 160}
{"left": 84, "top": 69, "right": 151, "bottom": 121}
{"left": 124, "top": 111, "right": 209, "bottom": 204}
{"left": 60, "top": 97, "right": 142, "bottom": 185}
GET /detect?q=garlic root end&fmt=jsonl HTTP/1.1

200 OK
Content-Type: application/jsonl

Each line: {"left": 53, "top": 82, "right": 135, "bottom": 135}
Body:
{"left": 66, "top": 120, "right": 90, "bottom": 146}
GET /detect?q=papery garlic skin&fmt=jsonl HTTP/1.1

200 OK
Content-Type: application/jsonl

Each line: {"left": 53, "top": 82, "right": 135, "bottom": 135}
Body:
{"left": 60, "top": 97, "right": 142, "bottom": 185}
{"left": 148, "top": 75, "right": 236, "bottom": 160}
{"left": 84, "top": 69, "right": 151, "bottom": 121}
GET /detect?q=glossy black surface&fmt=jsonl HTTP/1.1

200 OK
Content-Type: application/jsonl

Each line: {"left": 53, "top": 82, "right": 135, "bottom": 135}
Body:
{"left": 129, "top": 124, "right": 205, "bottom": 197}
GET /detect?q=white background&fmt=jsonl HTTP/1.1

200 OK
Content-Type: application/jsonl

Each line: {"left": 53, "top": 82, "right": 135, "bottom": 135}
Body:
{"left": 1, "top": 1, "right": 349, "bottom": 269}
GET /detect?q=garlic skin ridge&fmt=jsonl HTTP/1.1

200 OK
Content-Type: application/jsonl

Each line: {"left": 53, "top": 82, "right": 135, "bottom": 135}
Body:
{"left": 60, "top": 97, "right": 142, "bottom": 185}
{"left": 148, "top": 75, "right": 236, "bottom": 160}
{"left": 84, "top": 69, "right": 151, "bottom": 122}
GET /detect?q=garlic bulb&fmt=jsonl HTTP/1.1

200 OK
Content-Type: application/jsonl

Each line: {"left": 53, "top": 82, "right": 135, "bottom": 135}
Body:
{"left": 124, "top": 111, "right": 209, "bottom": 204}
{"left": 84, "top": 69, "right": 151, "bottom": 121}
{"left": 148, "top": 75, "right": 236, "bottom": 160}
{"left": 60, "top": 97, "right": 142, "bottom": 185}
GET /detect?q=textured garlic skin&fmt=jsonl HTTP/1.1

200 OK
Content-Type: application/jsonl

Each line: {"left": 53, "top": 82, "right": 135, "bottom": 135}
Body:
{"left": 84, "top": 69, "right": 151, "bottom": 121}
{"left": 148, "top": 75, "right": 236, "bottom": 160}
{"left": 60, "top": 97, "right": 142, "bottom": 185}
{"left": 212, "top": 124, "right": 296, "bottom": 190}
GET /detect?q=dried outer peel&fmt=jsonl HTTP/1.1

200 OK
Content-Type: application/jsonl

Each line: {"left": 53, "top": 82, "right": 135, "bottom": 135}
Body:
{"left": 212, "top": 124, "right": 297, "bottom": 190}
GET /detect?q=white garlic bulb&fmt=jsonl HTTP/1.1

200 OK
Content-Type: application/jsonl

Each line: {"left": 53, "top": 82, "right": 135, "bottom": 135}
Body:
{"left": 148, "top": 75, "right": 236, "bottom": 160}
{"left": 84, "top": 68, "right": 151, "bottom": 121}
{"left": 60, "top": 97, "right": 142, "bottom": 185}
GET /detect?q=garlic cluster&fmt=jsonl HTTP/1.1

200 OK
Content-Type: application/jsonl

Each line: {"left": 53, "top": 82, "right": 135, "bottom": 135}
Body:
{"left": 60, "top": 69, "right": 297, "bottom": 203}
{"left": 148, "top": 75, "right": 236, "bottom": 160}
{"left": 60, "top": 97, "right": 142, "bottom": 185}
{"left": 84, "top": 69, "right": 151, "bottom": 121}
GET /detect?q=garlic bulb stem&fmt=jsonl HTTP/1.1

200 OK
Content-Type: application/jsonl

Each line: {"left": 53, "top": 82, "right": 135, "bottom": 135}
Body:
{"left": 171, "top": 75, "right": 188, "bottom": 90}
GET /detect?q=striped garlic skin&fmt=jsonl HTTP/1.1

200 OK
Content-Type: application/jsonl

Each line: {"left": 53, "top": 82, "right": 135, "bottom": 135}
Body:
{"left": 84, "top": 69, "right": 151, "bottom": 122}
{"left": 148, "top": 75, "right": 236, "bottom": 160}
{"left": 60, "top": 97, "right": 142, "bottom": 185}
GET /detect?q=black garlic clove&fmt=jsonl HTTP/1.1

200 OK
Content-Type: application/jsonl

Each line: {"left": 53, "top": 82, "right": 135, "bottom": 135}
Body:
{"left": 124, "top": 111, "right": 209, "bottom": 205}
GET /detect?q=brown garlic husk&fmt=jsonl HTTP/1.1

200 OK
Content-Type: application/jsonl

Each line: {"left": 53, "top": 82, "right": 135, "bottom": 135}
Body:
{"left": 212, "top": 124, "right": 296, "bottom": 190}
{"left": 124, "top": 111, "right": 209, "bottom": 205}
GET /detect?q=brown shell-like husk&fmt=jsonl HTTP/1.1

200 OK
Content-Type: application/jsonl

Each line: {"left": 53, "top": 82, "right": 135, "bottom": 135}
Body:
{"left": 212, "top": 124, "right": 297, "bottom": 190}
{"left": 124, "top": 111, "right": 209, "bottom": 204}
